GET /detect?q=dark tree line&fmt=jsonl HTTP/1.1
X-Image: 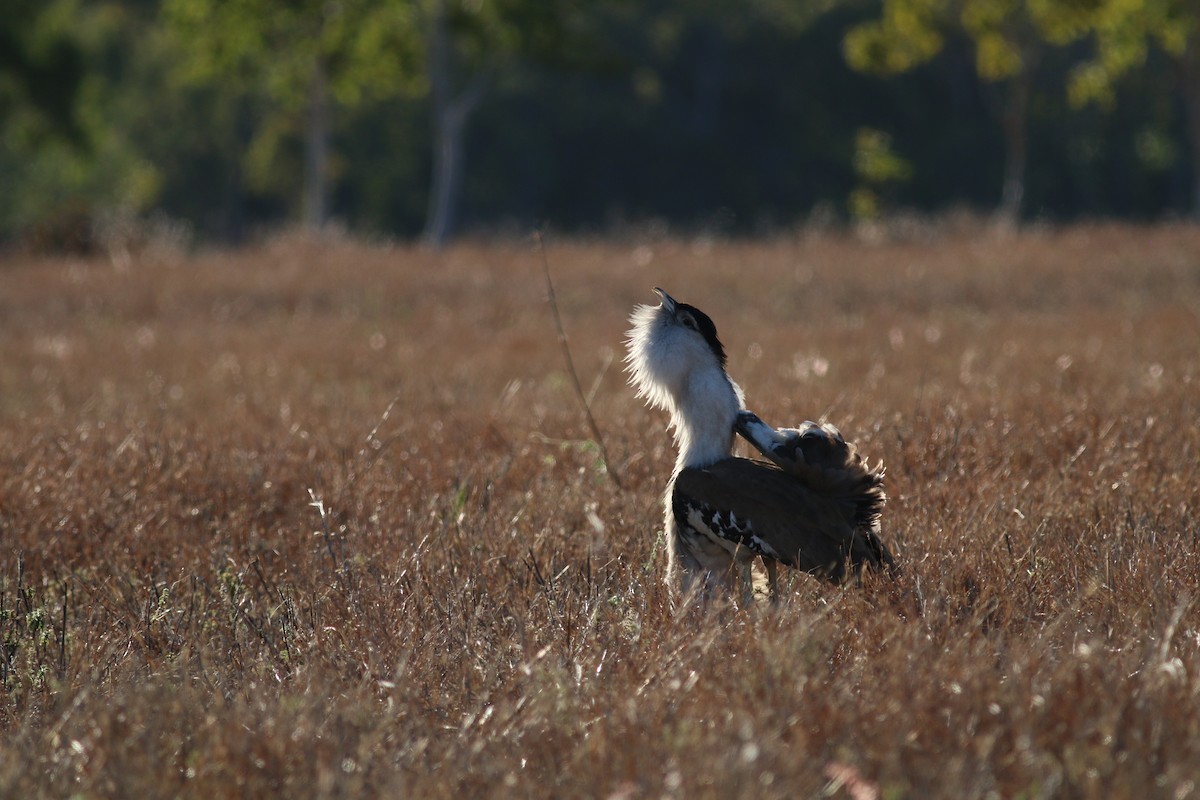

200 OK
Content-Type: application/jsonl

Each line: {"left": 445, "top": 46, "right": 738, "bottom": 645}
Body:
{"left": 2, "top": 0, "right": 1198, "bottom": 251}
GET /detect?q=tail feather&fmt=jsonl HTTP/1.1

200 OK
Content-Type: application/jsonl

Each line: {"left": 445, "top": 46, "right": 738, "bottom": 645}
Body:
{"left": 736, "top": 410, "right": 896, "bottom": 581}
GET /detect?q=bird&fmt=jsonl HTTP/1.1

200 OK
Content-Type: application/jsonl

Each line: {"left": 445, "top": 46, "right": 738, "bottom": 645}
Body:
{"left": 625, "top": 287, "right": 894, "bottom": 604}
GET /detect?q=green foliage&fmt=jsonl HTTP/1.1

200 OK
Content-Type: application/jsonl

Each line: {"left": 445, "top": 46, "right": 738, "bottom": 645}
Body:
{"left": 844, "top": 0, "right": 946, "bottom": 75}
{"left": 854, "top": 127, "right": 915, "bottom": 184}
{"left": 160, "top": 0, "right": 424, "bottom": 218}
{"left": 163, "top": 0, "right": 423, "bottom": 108}
{"left": 1065, "top": 0, "right": 1200, "bottom": 108}
{"left": 842, "top": 0, "right": 1161, "bottom": 219}
{"left": 0, "top": 0, "right": 85, "bottom": 141}
{"left": 846, "top": 0, "right": 1099, "bottom": 82}
{"left": 0, "top": 1, "right": 163, "bottom": 246}
{"left": 962, "top": 0, "right": 1027, "bottom": 80}
{"left": 0, "top": 565, "right": 69, "bottom": 699}
{"left": 850, "top": 127, "right": 913, "bottom": 219}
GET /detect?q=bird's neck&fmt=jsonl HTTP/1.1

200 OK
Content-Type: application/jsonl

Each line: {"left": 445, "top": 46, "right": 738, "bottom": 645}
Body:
{"left": 670, "top": 366, "right": 742, "bottom": 471}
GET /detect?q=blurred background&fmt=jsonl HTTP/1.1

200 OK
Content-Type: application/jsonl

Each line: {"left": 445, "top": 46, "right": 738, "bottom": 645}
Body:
{"left": 3, "top": 0, "right": 1197, "bottom": 252}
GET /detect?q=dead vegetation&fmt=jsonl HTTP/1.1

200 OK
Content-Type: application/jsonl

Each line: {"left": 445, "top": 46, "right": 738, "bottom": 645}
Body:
{"left": 2, "top": 224, "right": 1199, "bottom": 798}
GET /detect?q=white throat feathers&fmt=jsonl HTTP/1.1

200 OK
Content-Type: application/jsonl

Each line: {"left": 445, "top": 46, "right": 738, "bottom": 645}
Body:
{"left": 625, "top": 289, "right": 745, "bottom": 470}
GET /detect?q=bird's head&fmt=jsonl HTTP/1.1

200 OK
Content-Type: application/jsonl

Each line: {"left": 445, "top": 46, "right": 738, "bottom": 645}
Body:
{"left": 625, "top": 287, "right": 730, "bottom": 414}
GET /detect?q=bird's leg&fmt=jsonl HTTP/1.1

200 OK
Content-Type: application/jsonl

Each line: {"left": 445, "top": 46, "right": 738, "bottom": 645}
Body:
{"left": 764, "top": 557, "right": 780, "bottom": 605}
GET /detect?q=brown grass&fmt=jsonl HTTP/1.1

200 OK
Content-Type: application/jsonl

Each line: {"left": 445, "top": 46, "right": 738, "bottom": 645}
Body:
{"left": 2, "top": 224, "right": 1199, "bottom": 798}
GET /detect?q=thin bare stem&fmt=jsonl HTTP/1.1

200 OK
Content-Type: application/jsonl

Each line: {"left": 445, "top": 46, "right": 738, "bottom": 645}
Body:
{"left": 536, "top": 231, "right": 622, "bottom": 490}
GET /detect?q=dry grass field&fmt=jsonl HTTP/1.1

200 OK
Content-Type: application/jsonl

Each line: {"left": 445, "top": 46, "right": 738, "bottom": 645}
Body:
{"left": 2, "top": 224, "right": 1199, "bottom": 798}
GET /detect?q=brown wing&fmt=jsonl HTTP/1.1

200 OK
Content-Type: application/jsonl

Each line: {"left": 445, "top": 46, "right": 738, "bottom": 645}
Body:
{"left": 673, "top": 457, "right": 892, "bottom": 583}
{"left": 735, "top": 411, "right": 887, "bottom": 535}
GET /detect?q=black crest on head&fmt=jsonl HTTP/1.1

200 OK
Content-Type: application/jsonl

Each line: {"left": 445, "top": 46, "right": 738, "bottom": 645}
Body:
{"left": 679, "top": 302, "right": 726, "bottom": 367}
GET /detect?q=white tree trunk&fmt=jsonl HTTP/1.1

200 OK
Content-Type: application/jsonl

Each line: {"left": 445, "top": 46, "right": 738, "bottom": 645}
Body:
{"left": 997, "top": 71, "right": 1030, "bottom": 226}
{"left": 422, "top": 0, "right": 486, "bottom": 248}
{"left": 303, "top": 59, "right": 331, "bottom": 231}
{"left": 425, "top": 105, "right": 464, "bottom": 247}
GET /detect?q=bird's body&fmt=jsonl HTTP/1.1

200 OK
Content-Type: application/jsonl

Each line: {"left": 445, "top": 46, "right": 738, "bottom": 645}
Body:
{"left": 625, "top": 288, "right": 894, "bottom": 603}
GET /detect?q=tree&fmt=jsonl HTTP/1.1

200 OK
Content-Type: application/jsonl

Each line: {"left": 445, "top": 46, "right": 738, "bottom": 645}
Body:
{"left": 420, "top": 0, "right": 487, "bottom": 247}
{"left": 0, "top": 0, "right": 85, "bottom": 143}
{"left": 164, "top": 0, "right": 600, "bottom": 244}
{"left": 163, "top": 0, "right": 423, "bottom": 231}
{"left": 1066, "top": 0, "right": 1200, "bottom": 217}
{"left": 845, "top": 0, "right": 1091, "bottom": 223}
{"left": 417, "top": 0, "right": 607, "bottom": 246}
{"left": 0, "top": 1, "right": 168, "bottom": 249}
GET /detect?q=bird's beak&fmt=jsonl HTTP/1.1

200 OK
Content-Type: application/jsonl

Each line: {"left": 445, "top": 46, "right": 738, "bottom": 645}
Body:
{"left": 653, "top": 287, "right": 677, "bottom": 314}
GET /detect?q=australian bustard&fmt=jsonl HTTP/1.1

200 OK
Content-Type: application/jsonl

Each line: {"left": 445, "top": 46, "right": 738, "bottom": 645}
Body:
{"left": 625, "top": 288, "right": 894, "bottom": 603}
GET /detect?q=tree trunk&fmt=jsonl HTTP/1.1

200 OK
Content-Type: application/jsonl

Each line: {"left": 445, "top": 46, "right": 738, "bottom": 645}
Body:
{"left": 425, "top": 102, "right": 466, "bottom": 247}
{"left": 303, "top": 59, "right": 331, "bottom": 232}
{"left": 422, "top": 0, "right": 486, "bottom": 248}
{"left": 997, "top": 70, "right": 1031, "bottom": 226}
